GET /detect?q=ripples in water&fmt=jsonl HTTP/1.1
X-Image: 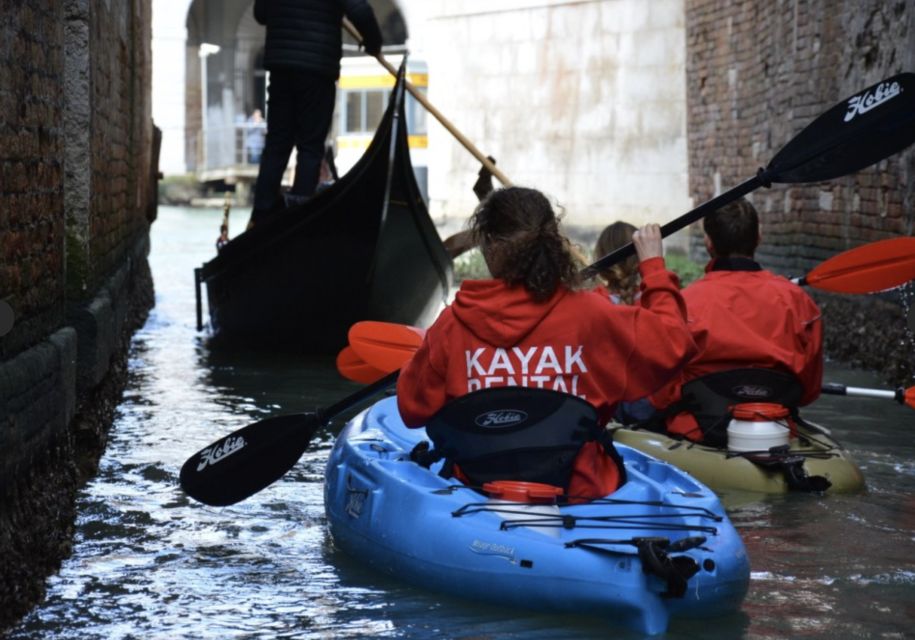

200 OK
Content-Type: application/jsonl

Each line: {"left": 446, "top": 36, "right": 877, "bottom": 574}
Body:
{"left": 8, "top": 207, "right": 915, "bottom": 639}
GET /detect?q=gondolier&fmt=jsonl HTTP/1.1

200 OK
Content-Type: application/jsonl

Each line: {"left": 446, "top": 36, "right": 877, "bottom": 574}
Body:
{"left": 249, "top": 0, "right": 383, "bottom": 226}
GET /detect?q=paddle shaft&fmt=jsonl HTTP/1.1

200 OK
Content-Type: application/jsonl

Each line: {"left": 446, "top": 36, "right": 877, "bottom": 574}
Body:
{"left": 821, "top": 382, "right": 903, "bottom": 403}
{"left": 583, "top": 176, "right": 761, "bottom": 276}
{"left": 321, "top": 370, "right": 400, "bottom": 423}
{"left": 342, "top": 18, "right": 512, "bottom": 187}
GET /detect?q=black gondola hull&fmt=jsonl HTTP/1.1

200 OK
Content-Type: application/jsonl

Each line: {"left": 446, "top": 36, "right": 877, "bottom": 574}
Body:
{"left": 199, "top": 70, "right": 452, "bottom": 354}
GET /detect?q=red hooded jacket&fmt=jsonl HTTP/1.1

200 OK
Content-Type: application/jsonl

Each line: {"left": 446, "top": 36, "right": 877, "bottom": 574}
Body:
{"left": 397, "top": 257, "right": 697, "bottom": 499}
{"left": 651, "top": 258, "right": 823, "bottom": 441}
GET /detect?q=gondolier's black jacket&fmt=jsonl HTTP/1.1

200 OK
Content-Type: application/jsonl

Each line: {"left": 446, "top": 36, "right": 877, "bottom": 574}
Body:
{"left": 254, "top": 0, "right": 382, "bottom": 79}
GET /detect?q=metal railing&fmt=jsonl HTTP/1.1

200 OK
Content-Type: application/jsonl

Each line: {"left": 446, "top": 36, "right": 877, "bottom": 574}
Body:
{"left": 195, "top": 122, "right": 269, "bottom": 180}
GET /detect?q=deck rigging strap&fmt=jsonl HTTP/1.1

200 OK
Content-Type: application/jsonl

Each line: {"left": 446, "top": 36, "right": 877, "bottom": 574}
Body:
{"left": 566, "top": 536, "right": 706, "bottom": 598}
{"left": 449, "top": 501, "right": 721, "bottom": 535}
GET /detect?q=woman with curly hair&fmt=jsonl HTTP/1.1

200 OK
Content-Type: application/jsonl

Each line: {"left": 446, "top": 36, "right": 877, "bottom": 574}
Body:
{"left": 396, "top": 187, "right": 696, "bottom": 499}
{"left": 593, "top": 220, "right": 641, "bottom": 305}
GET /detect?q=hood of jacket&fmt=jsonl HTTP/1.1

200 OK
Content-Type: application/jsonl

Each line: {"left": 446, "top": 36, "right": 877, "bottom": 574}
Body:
{"left": 451, "top": 279, "right": 566, "bottom": 348}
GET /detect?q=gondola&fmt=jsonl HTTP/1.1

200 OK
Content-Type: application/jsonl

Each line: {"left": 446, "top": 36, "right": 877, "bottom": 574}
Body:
{"left": 194, "top": 65, "right": 452, "bottom": 354}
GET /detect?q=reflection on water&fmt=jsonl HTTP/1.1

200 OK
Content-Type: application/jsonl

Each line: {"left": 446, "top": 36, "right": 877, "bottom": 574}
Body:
{"left": 8, "top": 207, "right": 915, "bottom": 639}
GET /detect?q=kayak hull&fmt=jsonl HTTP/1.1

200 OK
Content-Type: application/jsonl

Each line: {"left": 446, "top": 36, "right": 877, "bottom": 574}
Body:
{"left": 613, "top": 423, "right": 865, "bottom": 494}
{"left": 324, "top": 396, "right": 750, "bottom": 635}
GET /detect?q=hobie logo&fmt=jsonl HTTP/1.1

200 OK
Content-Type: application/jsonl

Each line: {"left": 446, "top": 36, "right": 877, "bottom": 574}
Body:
{"left": 475, "top": 410, "right": 528, "bottom": 428}
{"left": 197, "top": 435, "right": 246, "bottom": 471}
{"left": 844, "top": 81, "right": 902, "bottom": 122}
{"left": 733, "top": 385, "right": 773, "bottom": 399}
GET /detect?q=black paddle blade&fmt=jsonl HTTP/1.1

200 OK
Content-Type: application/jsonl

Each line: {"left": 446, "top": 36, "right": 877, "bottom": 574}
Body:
{"left": 179, "top": 413, "right": 321, "bottom": 506}
{"left": 766, "top": 73, "right": 915, "bottom": 184}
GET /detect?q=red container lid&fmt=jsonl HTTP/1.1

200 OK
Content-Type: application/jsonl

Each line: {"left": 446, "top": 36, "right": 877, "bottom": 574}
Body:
{"left": 731, "top": 402, "right": 790, "bottom": 421}
{"left": 482, "top": 480, "right": 563, "bottom": 503}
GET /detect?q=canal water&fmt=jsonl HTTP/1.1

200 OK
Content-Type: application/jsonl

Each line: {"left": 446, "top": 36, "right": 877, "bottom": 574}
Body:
{"left": 8, "top": 206, "right": 915, "bottom": 639}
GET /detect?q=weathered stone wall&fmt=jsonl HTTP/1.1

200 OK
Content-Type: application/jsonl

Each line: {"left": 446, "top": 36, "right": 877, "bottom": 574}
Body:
{"left": 0, "top": 2, "right": 68, "bottom": 359}
{"left": 684, "top": 0, "right": 915, "bottom": 383}
{"left": 417, "top": 0, "right": 693, "bottom": 248}
{"left": 0, "top": 0, "right": 156, "bottom": 629}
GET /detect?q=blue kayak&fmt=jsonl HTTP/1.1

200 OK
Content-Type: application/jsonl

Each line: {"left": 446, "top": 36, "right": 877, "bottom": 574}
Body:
{"left": 324, "top": 395, "right": 750, "bottom": 635}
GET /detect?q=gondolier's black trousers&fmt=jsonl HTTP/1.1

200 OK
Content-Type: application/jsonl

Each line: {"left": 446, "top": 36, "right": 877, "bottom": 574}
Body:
{"left": 252, "top": 69, "right": 336, "bottom": 222}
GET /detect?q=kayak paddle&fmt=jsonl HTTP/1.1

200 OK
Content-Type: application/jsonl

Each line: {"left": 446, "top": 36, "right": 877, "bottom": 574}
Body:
{"left": 792, "top": 237, "right": 915, "bottom": 294}
{"left": 583, "top": 72, "right": 915, "bottom": 278}
{"left": 179, "top": 370, "right": 398, "bottom": 506}
{"left": 821, "top": 382, "right": 915, "bottom": 410}
{"left": 338, "top": 233, "right": 915, "bottom": 382}
{"left": 336, "top": 345, "right": 388, "bottom": 385}
{"left": 181, "top": 73, "right": 915, "bottom": 506}
{"left": 347, "top": 321, "right": 425, "bottom": 374}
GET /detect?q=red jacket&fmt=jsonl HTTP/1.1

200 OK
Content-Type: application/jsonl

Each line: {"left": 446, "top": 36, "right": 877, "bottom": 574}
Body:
{"left": 651, "top": 258, "right": 823, "bottom": 441}
{"left": 397, "top": 257, "right": 697, "bottom": 499}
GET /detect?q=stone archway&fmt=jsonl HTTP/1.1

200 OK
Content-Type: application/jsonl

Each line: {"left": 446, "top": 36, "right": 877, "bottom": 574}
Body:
{"left": 151, "top": 0, "right": 412, "bottom": 176}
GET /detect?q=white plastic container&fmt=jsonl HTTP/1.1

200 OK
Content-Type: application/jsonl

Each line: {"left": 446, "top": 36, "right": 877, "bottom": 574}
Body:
{"left": 726, "top": 403, "right": 791, "bottom": 453}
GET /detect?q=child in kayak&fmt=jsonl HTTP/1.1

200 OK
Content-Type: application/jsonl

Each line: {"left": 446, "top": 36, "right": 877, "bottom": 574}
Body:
{"left": 396, "top": 186, "right": 697, "bottom": 500}
{"left": 592, "top": 220, "right": 657, "bottom": 424}
{"left": 593, "top": 220, "right": 641, "bottom": 305}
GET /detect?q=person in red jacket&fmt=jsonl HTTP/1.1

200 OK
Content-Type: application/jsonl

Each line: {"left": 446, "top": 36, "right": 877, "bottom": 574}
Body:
{"left": 650, "top": 197, "right": 823, "bottom": 444}
{"left": 592, "top": 220, "right": 641, "bottom": 305}
{"left": 396, "top": 187, "right": 697, "bottom": 499}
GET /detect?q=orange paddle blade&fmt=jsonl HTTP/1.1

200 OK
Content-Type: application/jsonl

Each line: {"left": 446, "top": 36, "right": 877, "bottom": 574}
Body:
{"left": 904, "top": 385, "right": 915, "bottom": 410}
{"left": 804, "top": 237, "right": 915, "bottom": 294}
{"left": 336, "top": 346, "right": 388, "bottom": 384}
{"left": 348, "top": 321, "right": 425, "bottom": 374}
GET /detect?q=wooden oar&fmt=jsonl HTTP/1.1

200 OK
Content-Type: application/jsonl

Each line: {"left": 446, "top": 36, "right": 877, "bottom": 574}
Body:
{"left": 791, "top": 236, "right": 915, "bottom": 294}
{"left": 821, "top": 382, "right": 915, "bottom": 410}
{"left": 342, "top": 18, "right": 510, "bottom": 188}
{"left": 180, "top": 73, "right": 915, "bottom": 506}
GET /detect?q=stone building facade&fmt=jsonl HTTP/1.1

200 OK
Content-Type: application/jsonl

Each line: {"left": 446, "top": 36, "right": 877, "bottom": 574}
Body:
{"left": 417, "top": 0, "right": 693, "bottom": 239}
{"left": 0, "top": 0, "right": 157, "bottom": 628}
{"left": 683, "top": 0, "right": 915, "bottom": 383}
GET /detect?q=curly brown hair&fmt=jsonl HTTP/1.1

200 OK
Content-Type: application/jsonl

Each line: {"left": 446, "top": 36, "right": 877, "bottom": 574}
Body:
{"left": 469, "top": 187, "right": 581, "bottom": 302}
{"left": 593, "top": 221, "right": 640, "bottom": 304}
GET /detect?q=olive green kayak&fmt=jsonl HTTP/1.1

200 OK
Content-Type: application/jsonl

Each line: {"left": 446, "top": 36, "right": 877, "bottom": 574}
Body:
{"left": 612, "top": 422, "right": 865, "bottom": 494}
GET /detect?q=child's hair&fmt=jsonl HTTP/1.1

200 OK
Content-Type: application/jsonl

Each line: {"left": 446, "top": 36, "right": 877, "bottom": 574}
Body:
{"left": 469, "top": 187, "right": 580, "bottom": 302}
{"left": 703, "top": 197, "right": 759, "bottom": 257}
{"left": 593, "top": 221, "right": 640, "bottom": 304}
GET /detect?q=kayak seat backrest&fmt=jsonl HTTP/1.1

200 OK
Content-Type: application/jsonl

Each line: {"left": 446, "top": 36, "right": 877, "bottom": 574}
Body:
{"left": 424, "top": 387, "right": 623, "bottom": 491}
{"left": 679, "top": 368, "right": 803, "bottom": 447}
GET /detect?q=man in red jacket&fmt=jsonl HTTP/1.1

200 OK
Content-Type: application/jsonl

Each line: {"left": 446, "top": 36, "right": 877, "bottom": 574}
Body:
{"left": 650, "top": 197, "right": 823, "bottom": 444}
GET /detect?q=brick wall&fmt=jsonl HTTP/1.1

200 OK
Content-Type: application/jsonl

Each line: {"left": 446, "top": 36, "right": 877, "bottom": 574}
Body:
{"left": 71, "top": 0, "right": 155, "bottom": 297}
{"left": 684, "top": 0, "right": 915, "bottom": 383}
{"left": 684, "top": 0, "right": 915, "bottom": 273}
{"left": 1, "top": 0, "right": 154, "bottom": 359}
{"left": 0, "top": 1, "right": 67, "bottom": 359}
{"left": 0, "top": 2, "right": 155, "bottom": 627}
